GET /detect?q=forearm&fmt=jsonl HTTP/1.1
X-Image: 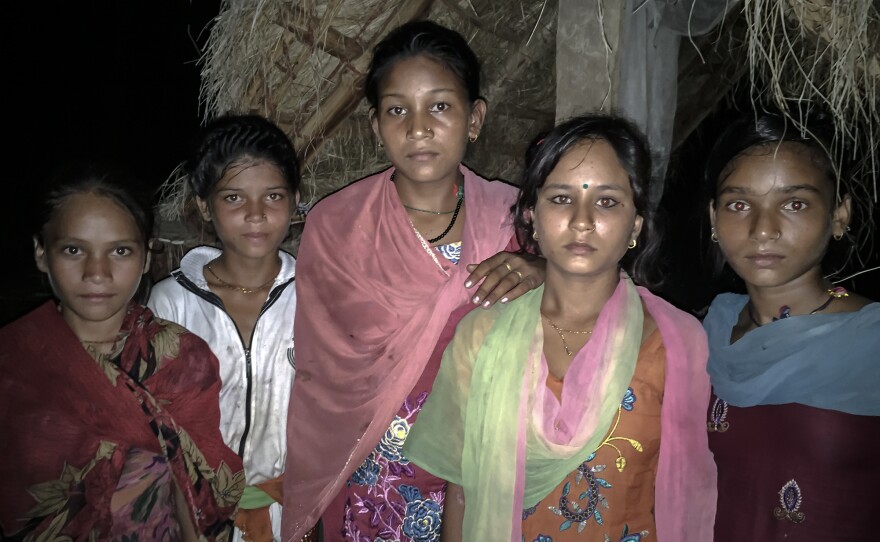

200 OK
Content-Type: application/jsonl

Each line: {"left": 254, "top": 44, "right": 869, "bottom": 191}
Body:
{"left": 441, "top": 482, "right": 465, "bottom": 542}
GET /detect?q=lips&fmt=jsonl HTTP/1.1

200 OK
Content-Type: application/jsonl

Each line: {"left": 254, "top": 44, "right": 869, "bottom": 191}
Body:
{"left": 243, "top": 232, "right": 269, "bottom": 241}
{"left": 746, "top": 252, "right": 784, "bottom": 268}
{"left": 407, "top": 150, "right": 439, "bottom": 162}
{"left": 565, "top": 242, "right": 596, "bottom": 255}
{"left": 79, "top": 293, "right": 115, "bottom": 302}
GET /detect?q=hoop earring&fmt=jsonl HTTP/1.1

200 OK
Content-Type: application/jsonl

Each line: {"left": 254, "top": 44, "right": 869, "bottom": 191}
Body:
{"left": 532, "top": 230, "right": 539, "bottom": 241}
{"left": 469, "top": 135, "right": 478, "bottom": 143}
{"left": 711, "top": 228, "right": 719, "bottom": 243}
{"left": 628, "top": 239, "right": 637, "bottom": 249}
{"left": 833, "top": 232, "right": 844, "bottom": 241}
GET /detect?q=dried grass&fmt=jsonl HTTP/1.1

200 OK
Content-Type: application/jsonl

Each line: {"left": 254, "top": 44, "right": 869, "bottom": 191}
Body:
{"left": 743, "top": 0, "right": 879, "bottom": 262}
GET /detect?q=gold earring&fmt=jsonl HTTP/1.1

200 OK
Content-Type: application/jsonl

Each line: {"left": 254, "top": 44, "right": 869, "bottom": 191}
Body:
{"left": 469, "top": 134, "right": 478, "bottom": 143}
{"left": 532, "top": 230, "right": 539, "bottom": 241}
{"left": 711, "top": 228, "right": 719, "bottom": 243}
{"left": 628, "top": 239, "right": 637, "bottom": 249}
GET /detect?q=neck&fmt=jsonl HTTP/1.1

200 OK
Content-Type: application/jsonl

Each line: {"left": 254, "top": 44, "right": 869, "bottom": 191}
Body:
{"left": 745, "top": 267, "right": 831, "bottom": 324}
{"left": 541, "top": 267, "right": 621, "bottom": 325}
{"left": 393, "top": 170, "right": 463, "bottom": 211}
{"left": 62, "top": 305, "right": 126, "bottom": 343}
{"left": 211, "top": 252, "right": 281, "bottom": 286}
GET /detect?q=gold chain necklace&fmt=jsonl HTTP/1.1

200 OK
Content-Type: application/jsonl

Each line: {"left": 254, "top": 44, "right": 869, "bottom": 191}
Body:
{"left": 541, "top": 313, "right": 593, "bottom": 356}
{"left": 206, "top": 265, "right": 275, "bottom": 295}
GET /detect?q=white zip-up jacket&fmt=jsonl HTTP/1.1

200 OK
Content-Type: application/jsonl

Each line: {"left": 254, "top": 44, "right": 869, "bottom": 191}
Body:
{"left": 148, "top": 246, "right": 295, "bottom": 541}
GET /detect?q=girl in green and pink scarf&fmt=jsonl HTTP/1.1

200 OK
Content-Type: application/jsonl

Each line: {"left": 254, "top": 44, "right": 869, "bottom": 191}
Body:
{"left": 405, "top": 115, "right": 717, "bottom": 542}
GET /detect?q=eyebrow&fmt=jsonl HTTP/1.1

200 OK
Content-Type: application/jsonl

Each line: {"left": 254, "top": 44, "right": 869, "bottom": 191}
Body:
{"left": 54, "top": 236, "right": 141, "bottom": 244}
{"left": 380, "top": 88, "right": 458, "bottom": 99}
{"left": 718, "top": 184, "right": 824, "bottom": 196}
{"left": 542, "top": 183, "right": 626, "bottom": 192}
{"left": 215, "top": 185, "right": 290, "bottom": 192}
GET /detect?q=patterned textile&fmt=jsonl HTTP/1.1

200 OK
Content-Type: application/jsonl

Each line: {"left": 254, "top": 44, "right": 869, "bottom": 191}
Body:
{"left": 708, "top": 398, "right": 880, "bottom": 541}
{"left": 522, "top": 332, "right": 665, "bottom": 542}
{"left": 322, "top": 243, "right": 465, "bottom": 542}
{"left": 405, "top": 280, "right": 716, "bottom": 542}
{"left": 283, "top": 165, "right": 518, "bottom": 540}
{"left": 0, "top": 301, "right": 244, "bottom": 541}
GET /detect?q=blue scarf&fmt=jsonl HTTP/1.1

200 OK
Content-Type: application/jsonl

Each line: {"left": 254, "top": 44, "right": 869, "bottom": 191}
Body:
{"left": 704, "top": 293, "right": 880, "bottom": 416}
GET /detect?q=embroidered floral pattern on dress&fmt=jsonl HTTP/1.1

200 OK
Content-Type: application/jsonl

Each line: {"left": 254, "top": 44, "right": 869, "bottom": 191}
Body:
{"left": 773, "top": 479, "right": 806, "bottom": 523}
{"left": 707, "top": 396, "right": 730, "bottom": 432}
{"left": 544, "top": 388, "right": 647, "bottom": 535}
{"left": 604, "top": 524, "right": 649, "bottom": 541}
{"left": 399, "top": 485, "right": 442, "bottom": 541}
{"left": 344, "top": 391, "right": 444, "bottom": 541}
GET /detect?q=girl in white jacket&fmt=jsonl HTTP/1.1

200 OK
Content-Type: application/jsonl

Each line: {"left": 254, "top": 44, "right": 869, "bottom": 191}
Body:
{"left": 149, "top": 114, "right": 302, "bottom": 542}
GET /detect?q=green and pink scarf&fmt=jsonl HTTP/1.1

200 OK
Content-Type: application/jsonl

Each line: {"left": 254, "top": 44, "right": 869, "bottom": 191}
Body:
{"left": 404, "top": 275, "right": 717, "bottom": 541}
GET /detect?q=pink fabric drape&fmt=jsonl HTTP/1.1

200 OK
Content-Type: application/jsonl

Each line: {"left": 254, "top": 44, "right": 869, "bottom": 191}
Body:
{"left": 282, "top": 165, "right": 517, "bottom": 540}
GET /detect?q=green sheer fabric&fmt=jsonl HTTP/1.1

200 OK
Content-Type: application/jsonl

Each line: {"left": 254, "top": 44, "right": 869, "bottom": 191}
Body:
{"left": 405, "top": 277, "right": 643, "bottom": 541}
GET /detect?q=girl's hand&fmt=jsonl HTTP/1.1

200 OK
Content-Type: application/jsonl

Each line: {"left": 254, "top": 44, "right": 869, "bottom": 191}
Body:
{"left": 464, "top": 252, "right": 545, "bottom": 308}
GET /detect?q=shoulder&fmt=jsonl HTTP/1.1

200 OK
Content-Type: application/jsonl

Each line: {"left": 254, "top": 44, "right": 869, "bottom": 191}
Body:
{"left": 638, "top": 287, "right": 703, "bottom": 335}
{"left": 307, "top": 169, "right": 387, "bottom": 218}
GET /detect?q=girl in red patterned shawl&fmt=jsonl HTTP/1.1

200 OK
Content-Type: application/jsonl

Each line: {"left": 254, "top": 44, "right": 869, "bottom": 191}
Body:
{"left": 0, "top": 167, "right": 244, "bottom": 541}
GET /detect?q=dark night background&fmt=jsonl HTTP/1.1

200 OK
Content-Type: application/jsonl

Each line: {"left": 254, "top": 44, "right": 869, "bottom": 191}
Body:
{"left": 3, "top": 2, "right": 220, "bottom": 325}
{"left": 2, "top": 4, "right": 876, "bottom": 326}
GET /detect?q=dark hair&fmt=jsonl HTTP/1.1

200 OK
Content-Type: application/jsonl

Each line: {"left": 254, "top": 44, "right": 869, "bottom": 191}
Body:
{"left": 513, "top": 114, "right": 661, "bottom": 288}
{"left": 703, "top": 109, "right": 843, "bottom": 277}
{"left": 364, "top": 20, "right": 482, "bottom": 108}
{"left": 189, "top": 114, "right": 300, "bottom": 200}
{"left": 34, "top": 164, "right": 154, "bottom": 302}
{"left": 705, "top": 110, "right": 838, "bottom": 202}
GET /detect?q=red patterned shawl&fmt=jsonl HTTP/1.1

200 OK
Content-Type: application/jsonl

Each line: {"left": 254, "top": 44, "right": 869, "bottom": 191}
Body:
{"left": 0, "top": 301, "right": 244, "bottom": 541}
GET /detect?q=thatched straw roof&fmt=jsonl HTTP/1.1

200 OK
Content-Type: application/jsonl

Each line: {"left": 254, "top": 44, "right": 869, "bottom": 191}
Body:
{"left": 151, "top": 0, "right": 879, "bottom": 278}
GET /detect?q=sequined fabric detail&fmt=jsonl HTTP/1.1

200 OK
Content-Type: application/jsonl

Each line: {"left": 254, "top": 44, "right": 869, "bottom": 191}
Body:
{"left": 773, "top": 479, "right": 806, "bottom": 523}
{"left": 707, "top": 397, "right": 730, "bottom": 432}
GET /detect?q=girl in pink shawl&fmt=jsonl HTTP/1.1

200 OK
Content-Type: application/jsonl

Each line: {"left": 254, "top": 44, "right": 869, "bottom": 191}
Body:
{"left": 405, "top": 115, "right": 717, "bottom": 542}
{"left": 282, "top": 21, "right": 545, "bottom": 542}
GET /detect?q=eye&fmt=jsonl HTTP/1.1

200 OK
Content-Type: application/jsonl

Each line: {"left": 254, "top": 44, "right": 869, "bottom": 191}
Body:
{"left": 725, "top": 200, "right": 750, "bottom": 212}
{"left": 430, "top": 102, "right": 450, "bottom": 113}
{"left": 387, "top": 106, "right": 406, "bottom": 116}
{"left": 113, "top": 246, "right": 134, "bottom": 256}
{"left": 223, "top": 194, "right": 241, "bottom": 203}
{"left": 597, "top": 197, "right": 619, "bottom": 208}
{"left": 549, "top": 195, "right": 572, "bottom": 204}
{"left": 267, "top": 192, "right": 286, "bottom": 202}
{"left": 782, "top": 200, "right": 807, "bottom": 212}
{"left": 62, "top": 246, "right": 81, "bottom": 256}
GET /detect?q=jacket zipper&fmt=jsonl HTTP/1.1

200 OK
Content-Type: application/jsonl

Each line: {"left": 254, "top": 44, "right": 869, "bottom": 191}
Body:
{"left": 172, "top": 271, "right": 293, "bottom": 459}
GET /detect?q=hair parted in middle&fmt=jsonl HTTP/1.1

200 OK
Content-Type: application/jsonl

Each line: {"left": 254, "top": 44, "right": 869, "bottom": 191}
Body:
{"left": 364, "top": 20, "right": 483, "bottom": 108}
{"left": 513, "top": 113, "right": 662, "bottom": 288}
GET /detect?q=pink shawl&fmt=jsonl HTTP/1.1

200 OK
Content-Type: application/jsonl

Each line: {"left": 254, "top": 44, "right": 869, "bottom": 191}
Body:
{"left": 282, "top": 165, "right": 517, "bottom": 540}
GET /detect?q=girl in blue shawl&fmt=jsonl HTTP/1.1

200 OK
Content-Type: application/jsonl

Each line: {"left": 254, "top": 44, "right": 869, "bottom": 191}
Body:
{"left": 703, "top": 109, "right": 880, "bottom": 542}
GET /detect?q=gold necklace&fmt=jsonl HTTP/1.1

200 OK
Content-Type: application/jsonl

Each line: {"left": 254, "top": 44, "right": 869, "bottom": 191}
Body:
{"left": 206, "top": 265, "right": 275, "bottom": 295}
{"left": 541, "top": 313, "right": 593, "bottom": 357}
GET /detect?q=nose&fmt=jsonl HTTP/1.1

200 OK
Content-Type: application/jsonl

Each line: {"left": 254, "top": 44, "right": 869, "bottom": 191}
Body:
{"left": 749, "top": 209, "right": 781, "bottom": 241}
{"left": 83, "top": 254, "right": 111, "bottom": 283}
{"left": 407, "top": 109, "right": 434, "bottom": 140}
{"left": 245, "top": 200, "right": 267, "bottom": 223}
{"left": 570, "top": 203, "right": 595, "bottom": 233}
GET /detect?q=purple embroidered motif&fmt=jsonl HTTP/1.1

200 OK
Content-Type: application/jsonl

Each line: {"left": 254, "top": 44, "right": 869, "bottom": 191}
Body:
{"left": 707, "top": 397, "right": 730, "bottom": 432}
{"left": 772, "top": 479, "right": 806, "bottom": 523}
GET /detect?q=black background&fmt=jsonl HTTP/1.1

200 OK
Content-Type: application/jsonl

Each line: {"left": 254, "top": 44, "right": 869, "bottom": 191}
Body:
{"left": 3, "top": 1, "right": 220, "bottom": 324}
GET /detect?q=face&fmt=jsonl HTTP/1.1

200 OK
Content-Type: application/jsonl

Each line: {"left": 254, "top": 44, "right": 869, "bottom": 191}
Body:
{"left": 35, "top": 193, "right": 149, "bottom": 334}
{"left": 531, "top": 140, "right": 643, "bottom": 279}
{"left": 370, "top": 55, "right": 486, "bottom": 187}
{"left": 197, "top": 161, "right": 296, "bottom": 261}
{"left": 709, "top": 142, "right": 850, "bottom": 290}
